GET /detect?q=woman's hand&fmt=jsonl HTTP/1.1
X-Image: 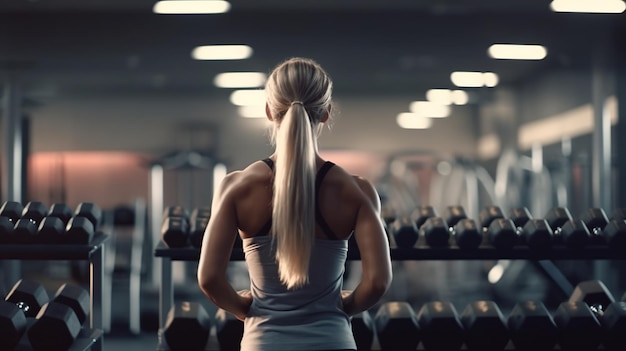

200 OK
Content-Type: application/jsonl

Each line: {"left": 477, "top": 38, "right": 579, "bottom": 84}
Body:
{"left": 236, "top": 289, "right": 253, "bottom": 321}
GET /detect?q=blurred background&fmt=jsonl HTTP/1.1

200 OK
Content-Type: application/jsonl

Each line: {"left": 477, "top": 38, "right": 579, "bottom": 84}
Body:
{"left": 1, "top": 0, "right": 625, "bottom": 345}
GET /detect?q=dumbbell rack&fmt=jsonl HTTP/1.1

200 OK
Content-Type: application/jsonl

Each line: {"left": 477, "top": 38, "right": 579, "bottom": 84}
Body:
{"left": 0, "top": 232, "right": 109, "bottom": 351}
{"left": 154, "top": 233, "right": 622, "bottom": 351}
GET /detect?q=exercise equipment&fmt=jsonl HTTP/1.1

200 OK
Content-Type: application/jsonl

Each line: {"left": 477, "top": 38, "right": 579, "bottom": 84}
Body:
{"left": 459, "top": 300, "right": 509, "bottom": 350}
{"left": 215, "top": 307, "right": 244, "bottom": 351}
{"left": 161, "top": 206, "right": 190, "bottom": 248}
{"left": 27, "top": 282, "right": 91, "bottom": 351}
{"left": 419, "top": 216, "right": 449, "bottom": 248}
{"left": 453, "top": 218, "right": 482, "bottom": 250}
{"left": 544, "top": 207, "right": 591, "bottom": 249}
{"left": 389, "top": 216, "right": 419, "bottom": 248}
{"left": 374, "top": 301, "right": 420, "bottom": 351}
{"left": 603, "top": 218, "right": 626, "bottom": 249}
{"left": 5, "top": 279, "right": 49, "bottom": 318}
{"left": 163, "top": 301, "right": 211, "bottom": 351}
{"left": 74, "top": 202, "right": 102, "bottom": 229}
{"left": 601, "top": 301, "right": 626, "bottom": 351}
{"left": 0, "top": 201, "right": 23, "bottom": 222}
{"left": 520, "top": 217, "right": 553, "bottom": 251}
{"left": 48, "top": 203, "right": 74, "bottom": 225}
{"left": 507, "top": 300, "right": 557, "bottom": 350}
{"left": 351, "top": 310, "right": 375, "bottom": 351}
{"left": 416, "top": 301, "right": 464, "bottom": 350}
{"left": 553, "top": 300, "right": 601, "bottom": 350}
{"left": 580, "top": 207, "right": 610, "bottom": 245}
{"left": 480, "top": 206, "right": 517, "bottom": 250}
{"left": 0, "top": 300, "right": 28, "bottom": 350}
{"left": 411, "top": 206, "right": 437, "bottom": 229}
{"left": 509, "top": 207, "right": 532, "bottom": 228}
{"left": 65, "top": 216, "right": 95, "bottom": 244}
{"left": 189, "top": 207, "right": 211, "bottom": 248}
{"left": 22, "top": 201, "right": 48, "bottom": 225}
{"left": 37, "top": 216, "right": 67, "bottom": 243}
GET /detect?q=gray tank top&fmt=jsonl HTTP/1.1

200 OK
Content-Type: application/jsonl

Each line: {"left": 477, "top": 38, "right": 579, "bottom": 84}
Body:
{"left": 239, "top": 158, "right": 356, "bottom": 350}
{"left": 241, "top": 236, "right": 356, "bottom": 351}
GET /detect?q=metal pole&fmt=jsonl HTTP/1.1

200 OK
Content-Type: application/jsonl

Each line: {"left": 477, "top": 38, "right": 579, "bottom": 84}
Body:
{"left": 150, "top": 164, "right": 164, "bottom": 285}
{"left": 1, "top": 78, "right": 23, "bottom": 285}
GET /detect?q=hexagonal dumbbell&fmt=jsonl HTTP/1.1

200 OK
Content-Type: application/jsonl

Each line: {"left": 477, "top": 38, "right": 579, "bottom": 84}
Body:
{"left": 390, "top": 216, "right": 419, "bottom": 248}
{"left": 507, "top": 300, "right": 557, "bottom": 350}
{"left": 374, "top": 301, "right": 420, "bottom": 351}
{"left": 189, "top": 206, "right": 211, "bottom": 248}
{"left": 164, "top": 301, "right": 212, "bottom": 351}
{"left": 417, "top": 301, "right": 464, "bottom": 350}
{"left": 460, "top": 300, "right": 509, "bottom": 350}
{"left": 215, "top": 307, "right": 243, "bottom": 351}
{"left": 480, "top": 206, "right": 517, "bottom": 250}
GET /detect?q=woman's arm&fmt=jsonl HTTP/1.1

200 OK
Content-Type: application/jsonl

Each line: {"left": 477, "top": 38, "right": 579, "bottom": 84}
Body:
{"left": 197, "top": 173, "right": 252, "bottom": 321}
{"left": 342, "top": 177, "right": 392, "bottom": 316}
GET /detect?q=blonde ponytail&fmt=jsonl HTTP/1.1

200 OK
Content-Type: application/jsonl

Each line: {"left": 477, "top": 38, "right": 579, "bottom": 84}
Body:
{"left": 265, "top": 57, "right": 333, "bottom": 290}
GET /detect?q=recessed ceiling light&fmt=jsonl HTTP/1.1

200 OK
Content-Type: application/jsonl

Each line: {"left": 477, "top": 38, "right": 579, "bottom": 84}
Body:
{"left": 238, "top": 106, "right": 266, "bottom": 118}
{"left": 426, "top": 89, "right": 469, "bottom": 106}
{"left": 451, "top": 71, "right": 499, "bottom": 88}
{"left": 550, "top": 0, "right": 625, "bottom": 13}
{"left": 230, "top": 89, "right": 266, "bottom": 106}
{"left": 488, "top": 44, "right": 548, "bottom": 60}
{"left": 409, "top": 101, "right": 451, "bottom": 118}
{"left": 396, "top": 113, "right": 433, "bottom": 129}
{"left": 153, "top": 0, "right": 231, "bottom": 14}
{"left": 214, "top": 72, "right": 267, "bottom": 88}
{"left": 191, "top": 45, "right": 253, "bottom": 60}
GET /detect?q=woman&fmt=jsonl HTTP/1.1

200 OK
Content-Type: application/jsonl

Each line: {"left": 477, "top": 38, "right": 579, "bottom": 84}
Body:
{"left": 198, "top": 57, "right": 392, "bottom": 351}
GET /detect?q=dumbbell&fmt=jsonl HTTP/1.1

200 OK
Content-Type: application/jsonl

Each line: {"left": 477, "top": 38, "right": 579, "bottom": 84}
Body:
{"left": 544, "top": 207, "right": 591, "bottom": 249}
{"left": 374, "top": 301, "right": 420, "bottom": 351}
{"left": 0, "top": 300, "right": 28, "bottom": 350}
{"left": 390, "top": 215, "right": 419, "bottom": 248}
{"left": 351, "top": 310, "right": 375, "bottom": 351}
{"left": 459, "top": 300, "right": 509, "bottom": 350}
{"left": 164, "top": 301, "right": 211, "bottom": 351}
{"left": 215, "top": 307, "right": 244, "bottom": 351}
{"left": 444, "top": 206, "right": 482, "bottom": 250}
{"left": 2, "top": 279, "right": 49, "bottom": 350}
{"left": 580, "top": 207, "right": 610, "bottom": 245}
{"left": 603, "top": 209, "right": 626, "bottom": 249}
{"left": 567, "top": 280, "right": 626, "bottom": 350}
{"left": 416, "top": 301, "right": 464, "bottom": 350}
{"left": 479, "top": 206, "right": 517, "bottom": 250}
{"left": 0, "top": 201, "right": 24, "bottom": 222}
{"left": 28, "top": 282, "right": 91, "bottom": 351}
{"left": 48, "top": 203, "right": 74, "bottom": 226}
{"left": 513, "top": 208, "right": 553, "bottom": 251}
{"left": 412, "top": 205, "right": 450, "bottom": 248}
{"left": 553, "top": 300, "right": 602, "bottom": 350}
{"left": 162, "top": 206, "right": 190, "bottom": 248}
{"left": 73, "top": 202, "right": 102, "bottom": 230}
{"left": 189, "top": 207, "right": 211, "bottom": 248}
{"left": 507, "top": 300, "right": 557, "bottom": 350}
{"left": 7, "top": 201, "right": 50, "bottom": 244}
{"left": 0, "top": 201, "right": 39, "bottom": 244}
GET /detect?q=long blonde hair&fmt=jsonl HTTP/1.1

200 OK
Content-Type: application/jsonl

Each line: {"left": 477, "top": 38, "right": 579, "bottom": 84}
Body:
{"left": 265, "top": 57, "right": 333, "bottom": 289}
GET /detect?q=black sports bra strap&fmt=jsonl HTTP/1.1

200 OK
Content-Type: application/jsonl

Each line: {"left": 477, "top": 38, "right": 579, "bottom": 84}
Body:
{"left": 261, "top": 158, "right": 274, "bottom": 170}
{"left": 315, "top": 161, "right": 339, "bottom": 240}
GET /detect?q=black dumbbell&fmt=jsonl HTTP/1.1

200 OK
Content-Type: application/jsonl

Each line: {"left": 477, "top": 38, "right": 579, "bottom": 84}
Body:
{"left": 416, "top": 301, "right": 464, "bottom": 350}
{"left": 12, "top": 218, "right": 40, "bottom": 244}
{"left": 48, "top": 203, "right": 74, "bottom": 226}
{"left": 460, "top": 300, "right": 509, "bottom": 350}
{"left": 521, "top": 218, "right": 554, "bottom": 251}
{"left": 603, "top": 211, "right": 626, "bottom": 249}
{"left": 553, "top": 300, "right": 602, "bottom": 350}
{"left": 0, "top": 300, "right": 28, "bottom": 350}
{"left": 162, "top": 206, "right": 190, "bottom": 248}
{"left": 381, "top": 206, "right": 397, "bottom": 227}
{"left": 374, "top": 301, "right": 420, "bottom": 351}
{"left": 420, "top": 216, "right": 450, "bottom": 248}
{"left": 5, "top": 279, "right": 50, "bottom": 318}
{"left": 509, "top": 207, "right": 532, "bottom": 228}
{"left": 37, "top": 216, "right": 67, "bottom": 243}
{"left": 27, "top": 283, "right": 91, "bottom": 351}
{"left": 411, "top": 205, "right": 437, "bottom": 229}
{"left": 164, "top": 301, "right": 212, "bottom": 351}
{"left": 65, "top": 216, "right": 95, "bottom": 244}
{"left": 453, "top": 218, "right": 482, "bottom": 250}
{"left": 215, "top": 307, "right": 244, "bottom": 351}
{"left": 0, "top": 201, "right": 24, "bottom": 222}
{"left": 189, "top": 207, "right": 211, "bottom": 248}
{"left": 545, "top": 207, "right": 590, "bottom": 249}
{"left": 580, "top": 207, "right": 610, "bottom": 245}
{"left": 601, "top": 301, "right": 626, "bottom": 351}
{"left": 351, "top": 310, "right": 375, "bottom": 351}
{"left": 74, "top": 202, "right": 102, "bottom": 230}
{"left": 22, "top": 201, "right": 48, "bottom": 225}
{"left": 390, "top": 216, "right": 419, "bottom": 248}
{"left": 0, "top": 216, "right": 14, "bottom": 242}
{"left": 480, "top": 206, "right": 517, "bottom": 250}
{"left": 507, "top": 300, "right": 557, "bottom": 350}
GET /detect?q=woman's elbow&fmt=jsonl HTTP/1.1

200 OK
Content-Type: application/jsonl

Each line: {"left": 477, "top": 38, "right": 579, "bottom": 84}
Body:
{"left": 197, "top": 271, "right": 219, "bottom": 296}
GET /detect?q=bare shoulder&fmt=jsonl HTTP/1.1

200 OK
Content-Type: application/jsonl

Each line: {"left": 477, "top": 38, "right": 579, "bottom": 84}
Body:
{"left": 217, "top": 161, "right": 272, "bottom": 197}
{"left": 325, "top": 163, "right": 380, "bottom": 207}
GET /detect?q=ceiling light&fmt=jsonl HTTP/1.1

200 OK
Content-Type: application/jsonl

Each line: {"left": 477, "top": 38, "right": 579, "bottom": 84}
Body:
{"left": 153, "top": 0, "right": 231, "bottom": 14}
{"left": 214, "top": 72, "right": 267, "bottom": 88}
{"left": 488, "top": 44, "right": 548, "bottom": 60}
{"left": 550, "top": 0, "right": 625, "bottom": 13}
{"left": 238, "top": 106, "right": 266, "bottom": 118}
{"left": 230, "top": 89, "right": 266, "bottom": 106}
{"left": 191, "top": 45, "right": 253, "bottom": 60}
{"left": 451, "top": 71, "right": 499, "bottom": 88}
{"left": 409, "top": 101, "right": 451, "bottom": 118}
{"left": 396, "top": 113, "right": 433, "bottom": 129}
{"left": 426, "top": 89, "right": 469, "bottom": 106}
